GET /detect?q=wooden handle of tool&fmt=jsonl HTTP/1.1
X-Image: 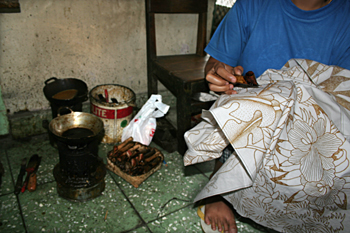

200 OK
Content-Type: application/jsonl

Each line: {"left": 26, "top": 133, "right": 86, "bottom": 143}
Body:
{"left": 27, "top": 173, "right": 37, "bottom": 192}
{"left": 21, "top": 174, "right": 30, "bottom": 193}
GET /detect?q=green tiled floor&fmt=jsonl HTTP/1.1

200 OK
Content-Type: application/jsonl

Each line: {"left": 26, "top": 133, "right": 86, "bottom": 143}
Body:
{"left": 0, "top": 134, "right": 271, "bottom": 233}
{"left": 0, "top": 86, "right": 9, "bottom": 136}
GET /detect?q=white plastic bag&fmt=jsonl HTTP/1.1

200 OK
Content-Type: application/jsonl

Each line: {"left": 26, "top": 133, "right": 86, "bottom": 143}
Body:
{"left": 121, "top": 94, "right": 170, "bottom": 145}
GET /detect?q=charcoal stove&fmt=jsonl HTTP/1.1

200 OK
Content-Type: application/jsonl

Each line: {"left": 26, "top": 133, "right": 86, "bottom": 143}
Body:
{"left": 49, "top": 110, "right": 106, "bottom": 202}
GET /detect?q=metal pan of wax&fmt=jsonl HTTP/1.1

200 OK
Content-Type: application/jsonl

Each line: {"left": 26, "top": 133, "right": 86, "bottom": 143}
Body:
{"left": 49, "top": 108, "right": 104, "bottom": 146}
{"left": 43, "top": 77, "right": 88, "bottom": 104}
{"left": 106, "top": 137, "right": 164, "bottom": 188}
{"left": 234, "top": 71, "right": 259, "bottom": 88}
{"left": 43, "top": 77, "right": 89, "bottom": 118}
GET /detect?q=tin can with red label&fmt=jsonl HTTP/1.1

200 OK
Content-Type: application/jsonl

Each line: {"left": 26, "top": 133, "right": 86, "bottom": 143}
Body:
{"left": 90, "top": 84, "right": 135, "bottom": 143}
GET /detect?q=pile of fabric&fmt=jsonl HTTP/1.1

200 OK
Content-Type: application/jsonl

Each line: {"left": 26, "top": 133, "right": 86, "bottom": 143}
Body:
{"left": 184, "top": 59, "right": 350, "bottom": 232}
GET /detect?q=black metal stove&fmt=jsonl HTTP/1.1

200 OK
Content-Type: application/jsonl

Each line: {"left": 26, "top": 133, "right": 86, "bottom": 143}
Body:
{"left": 49, "top": 111, "right": 106, "bottom": 202}
{"left": 53, "top": 139, "right": 106, "bottom": 202}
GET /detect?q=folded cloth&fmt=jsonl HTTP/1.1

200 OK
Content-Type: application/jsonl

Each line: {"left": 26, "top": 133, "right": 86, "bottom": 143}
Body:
{"left": 184, "top": 59, "right": 350, "bottom": 232}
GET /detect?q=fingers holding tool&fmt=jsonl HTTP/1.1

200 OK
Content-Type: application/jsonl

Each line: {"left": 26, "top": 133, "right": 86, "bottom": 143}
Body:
{"left": 205, "top": 57, "right": 244, "bottom": 95}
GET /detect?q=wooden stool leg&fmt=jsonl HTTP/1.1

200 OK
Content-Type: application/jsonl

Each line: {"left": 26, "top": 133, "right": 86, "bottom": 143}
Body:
{"left": 176, "top": 91, "right": 192, "bottom": 156}
{"left": 147, "top": 70, "right": 158, "bottom": 97}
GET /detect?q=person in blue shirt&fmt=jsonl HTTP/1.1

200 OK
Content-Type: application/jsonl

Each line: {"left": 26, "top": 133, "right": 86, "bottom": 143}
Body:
{"left": 203, "top": 0, "right": 350, "bottom": 232}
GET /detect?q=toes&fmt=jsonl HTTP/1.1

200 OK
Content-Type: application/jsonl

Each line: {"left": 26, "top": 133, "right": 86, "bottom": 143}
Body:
{"left": 204, "top": 216, "right": 216, "bottom": 231}
{"left": 222, "top": 218, "right": 237, "bottom": 233}
{"left": 223, "top": 221, "right": 229, "bottom": 233}
{"left": 211, "top": 220, "right": 217, "bottom": 231}
{"left": 227, "top": 221, "right": 237, "bottom": 233}
{"left": 217, "top": 223, "right": 223, "bottom": 232}
{"left": 205, "top": 218, "right": 211, "bottom": 226}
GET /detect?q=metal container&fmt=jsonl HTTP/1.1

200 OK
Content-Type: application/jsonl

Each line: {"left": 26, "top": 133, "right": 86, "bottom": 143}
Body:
{"left": 89, "top": 84, "right": 135, "bottom": 144}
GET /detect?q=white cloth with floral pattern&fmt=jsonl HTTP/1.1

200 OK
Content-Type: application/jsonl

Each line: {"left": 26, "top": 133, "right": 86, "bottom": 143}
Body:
{"left": 184, "top": 59, "right": 350, "bottom": 232}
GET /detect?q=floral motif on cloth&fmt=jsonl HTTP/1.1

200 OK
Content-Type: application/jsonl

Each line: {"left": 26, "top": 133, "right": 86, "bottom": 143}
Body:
{"left": 184, "top": 59, "right": 350, "bottom": 232}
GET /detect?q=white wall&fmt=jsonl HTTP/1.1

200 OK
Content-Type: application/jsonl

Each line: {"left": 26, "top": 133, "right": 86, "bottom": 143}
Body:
{"left": 0, "top": 0, "right": 214, "bottom": 115}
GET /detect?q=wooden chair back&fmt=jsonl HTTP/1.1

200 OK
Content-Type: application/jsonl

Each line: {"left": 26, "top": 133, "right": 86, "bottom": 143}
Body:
{"left": 145, "top": 0, "right": 210, "bottom": 155}
{"left": 145, "top": 0, "right": 208, "bottom": 60}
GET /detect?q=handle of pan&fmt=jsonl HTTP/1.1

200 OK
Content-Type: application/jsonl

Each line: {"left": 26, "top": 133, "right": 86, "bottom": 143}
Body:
{"left": 57, "top": 106, "right": 74, "bottom": 117}
{"left": 44, "top": 77, "right": 58, "bottom": 85}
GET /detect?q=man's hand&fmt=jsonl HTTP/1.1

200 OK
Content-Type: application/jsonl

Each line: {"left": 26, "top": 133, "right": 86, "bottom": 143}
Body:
{"left": 205, "top": 57, "right": 244, "bottom": 95}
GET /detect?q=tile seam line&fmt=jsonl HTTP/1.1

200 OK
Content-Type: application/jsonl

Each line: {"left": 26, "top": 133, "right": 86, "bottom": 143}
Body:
{"left": 147, "top": 202, "right": 194, "bottom": 224}
{"left": 107, "top": 170, "right": 152, "bottom": 233}
{"left": 5, "top": 149, "right": 28, "bottom": 232}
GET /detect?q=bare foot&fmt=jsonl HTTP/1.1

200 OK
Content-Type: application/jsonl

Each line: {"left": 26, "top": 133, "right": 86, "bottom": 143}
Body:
{"left": 204, "top": 196, "right": 237, "bottom": 233}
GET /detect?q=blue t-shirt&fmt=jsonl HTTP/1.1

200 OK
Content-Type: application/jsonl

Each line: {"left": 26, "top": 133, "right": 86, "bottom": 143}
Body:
{"left": 205, "top": 0, "right": 350, "bottom": 77}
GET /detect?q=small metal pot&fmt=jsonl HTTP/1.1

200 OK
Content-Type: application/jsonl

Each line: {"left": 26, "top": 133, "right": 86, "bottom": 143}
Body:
{"left": 43, "top": 77, "right": 88, "bottom": 118}
{"left": 43, "top": 77, "right": 88, "bottom": 105}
